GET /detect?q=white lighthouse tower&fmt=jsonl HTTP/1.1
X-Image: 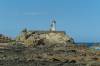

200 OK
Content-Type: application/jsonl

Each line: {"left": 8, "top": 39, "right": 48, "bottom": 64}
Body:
{"left": 50, "top": 19, "right": 56, "bottom": 31}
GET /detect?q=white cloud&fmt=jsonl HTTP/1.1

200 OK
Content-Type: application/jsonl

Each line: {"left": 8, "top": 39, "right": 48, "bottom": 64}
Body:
{"left": 24, "top": 12, "right": 47, "bottom": 16}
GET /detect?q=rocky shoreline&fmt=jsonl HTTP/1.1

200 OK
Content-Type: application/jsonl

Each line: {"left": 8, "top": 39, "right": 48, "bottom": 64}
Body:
{"left": 0, "top": 46, "right": 99, "bottom": 66}
{"left": 0, "top": 60, "right": 87, "bottom": 66}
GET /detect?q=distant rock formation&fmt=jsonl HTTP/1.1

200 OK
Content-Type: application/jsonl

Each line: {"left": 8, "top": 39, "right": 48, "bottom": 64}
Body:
{"left": 16, "top": 29, "right": 74, "bottom": 46}
{"left": 0, "top": 34, "right": 11, "bottom": 43}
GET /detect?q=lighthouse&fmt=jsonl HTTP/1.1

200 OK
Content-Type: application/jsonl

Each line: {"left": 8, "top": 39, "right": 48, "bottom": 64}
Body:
{"left": 50, "top": 19, "right": 56, "bottom": 31}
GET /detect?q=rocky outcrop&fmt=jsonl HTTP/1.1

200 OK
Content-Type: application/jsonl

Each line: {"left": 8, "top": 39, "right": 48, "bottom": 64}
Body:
{"left": 16, "top": 29, "right": 74, "bottom": 46}
{"left": 0, "top": 43, "right": 99, "bottom": 66}
{"left": 0, "top": 34, "right": 11, "bottom": 43}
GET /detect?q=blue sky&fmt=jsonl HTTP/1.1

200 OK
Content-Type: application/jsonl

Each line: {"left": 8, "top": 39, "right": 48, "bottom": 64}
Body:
{"left": 0, "top": 0, "right": 100, "bottom": 42}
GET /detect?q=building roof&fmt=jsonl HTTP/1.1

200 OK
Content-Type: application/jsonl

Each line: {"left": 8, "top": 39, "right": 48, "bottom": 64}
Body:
{"left": 29, "top": 30, "right": 66, "bottom": 34}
